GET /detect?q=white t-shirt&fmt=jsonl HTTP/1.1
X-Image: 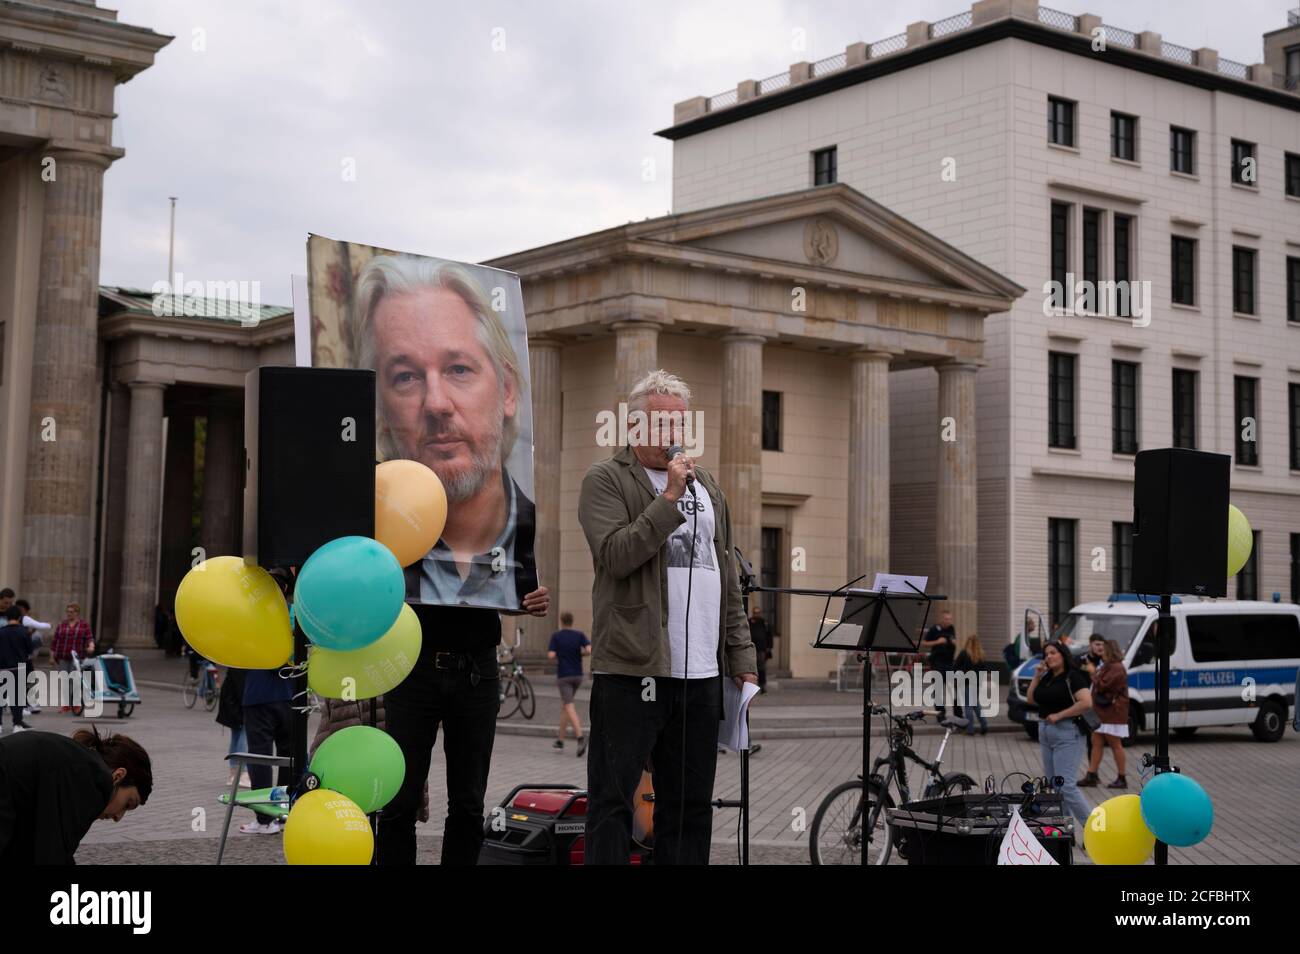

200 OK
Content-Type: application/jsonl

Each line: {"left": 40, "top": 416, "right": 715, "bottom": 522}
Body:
{"left": 642, "top": 466, "right": 721, "bottom": 679}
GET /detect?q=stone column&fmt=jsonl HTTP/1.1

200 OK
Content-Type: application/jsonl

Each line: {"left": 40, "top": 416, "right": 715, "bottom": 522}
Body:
{"left": 720, "top": 333, "right": 765, "bottom": 573}
{"left": 158, "top": 412, "right": 196, "bottom": 615}
{"left": 521, "top": 337, "right": 562, "bottom": 659}
{"left": 98, "top": 383, "right": 132, "bottom": 646}
{"left": 847, "top": 351, "right": 892, "bottom": 584}
{"left": 117, "top": 381, "right": 166, "bottom": 648}
{"left": 612, "top": 320, "right": 660, "bottom": 406}
{"left": 200, "top": 402, "right": 240, "bottom": 559}
{"left": 20, "top": 149, "right": 114, "bottom": 619}
{"left": 935, "top": 360, "right": 979, "bottom": 637}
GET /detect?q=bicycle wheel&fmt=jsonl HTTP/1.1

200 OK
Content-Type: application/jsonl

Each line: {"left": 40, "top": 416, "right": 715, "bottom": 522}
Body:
{"left": 517, "top": 676, "right": 536, "bottom": 720}
{"left": 497, "top": 677, "right": 522, "bottom": 720}
{"left": 204, "top": 684, "right": 218, "bottom": 711}
{"left": 181, "top": 675, "right": 197, "bottom": 709}
{"left": 810, "top": 779, "right": 893, "bottom": 865}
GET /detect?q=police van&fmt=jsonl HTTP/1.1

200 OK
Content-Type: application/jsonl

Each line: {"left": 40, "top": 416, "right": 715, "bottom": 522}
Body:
{"left": 1005, "top": 596, "right": 1300, "bottom": 744}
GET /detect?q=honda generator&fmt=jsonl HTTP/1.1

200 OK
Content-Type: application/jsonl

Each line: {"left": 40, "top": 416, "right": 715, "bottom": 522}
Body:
{"left": 478, "top": 783, "right": 650, "bottom": 865}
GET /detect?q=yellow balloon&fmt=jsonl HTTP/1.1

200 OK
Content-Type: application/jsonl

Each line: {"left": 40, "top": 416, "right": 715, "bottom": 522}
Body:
{"left": 1084, "top": 794, "right": 1155, "bottom": 865}
{"left": 375, "top": 460, "right": 448, "bottom": 567}
{"left": 174, "top": 557, "right": 292, "bottom": 669}
{"left": 308, "top": 602, "right": 421, "bottom": 700}
{"left": 1227, "top": 504, "right": 1253, "bottom": 578}
{"left": 283, "top": 789, "right": 373, "bottom": 865}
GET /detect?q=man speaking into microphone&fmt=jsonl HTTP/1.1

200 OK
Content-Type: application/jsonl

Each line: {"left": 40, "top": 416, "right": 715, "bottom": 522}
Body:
{"left": 578, "top": 369, "right": 757, "bottom": 865}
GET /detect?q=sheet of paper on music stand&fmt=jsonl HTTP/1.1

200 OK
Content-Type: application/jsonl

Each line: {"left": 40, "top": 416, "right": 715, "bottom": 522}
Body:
{"left": 291, "top": 274, "right": 310, "bottom": 367}
{"left": 718, "top": 679, "right": 761, "bottom": 752}
{"left": 871, "top": 573, "right": 928, "bottom": 595}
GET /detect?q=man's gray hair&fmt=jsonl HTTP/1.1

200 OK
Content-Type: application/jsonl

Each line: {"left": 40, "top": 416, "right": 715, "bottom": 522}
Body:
{"left": 349, "top": 254, "right": 523, "bottom": 461}
{"left": 628, "top": 369, "right": 691, "bottom": 412}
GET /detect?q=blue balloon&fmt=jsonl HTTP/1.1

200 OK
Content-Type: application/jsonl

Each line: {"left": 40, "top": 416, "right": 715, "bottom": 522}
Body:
{"left": 294, "top": 536, "right": 405, "bottom": 651}
{"left": 1140, "top": 772, "right": 1213, "bottom": 847}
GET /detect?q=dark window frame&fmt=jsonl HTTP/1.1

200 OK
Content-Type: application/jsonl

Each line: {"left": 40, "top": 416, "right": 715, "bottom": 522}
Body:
{"left": 1082, "top": 208, "right": 1102, "bottom": 292}
{"left": 1048, "top": 351, "right": 1077, "bottom": 450}
{"left": 1047, "top": 97, "right": 1075, "bottom": 147}
{"left": 1232, "top": 246, "right": 1256, "bottom": 315}
{"left": 1112, "top": 360, "right": 1139, "bottom": 455}
{"left": 1048, "top": 518, "right": 1077, "bottom": 628}
{"left": 1050, "top": 201, "right": 1070, "bottom": 304}
{"left": 1288, "top": 257, "right": 1300, "bottom": 324}
{"left": 1111, "top": 112, "right": 1137, "bottom": 161}
{"left": 761, "top": 390, "right": 782, "bottom": 452}
{"left": 1171, "top": 236, "right": 1196, "bottom": 306}
{"left": 1292, "top": 533, "right": 1300, "bottom": 604}
{"left": 1287, "top": 152, "right": 1300, "bottom": 198}
{"left": 1289, "top": 382, "right": 1300, "bottom": 471}
{"left": 1172, "top": 368, "right": 1197, "bottom": 450}
{"left": 812, "top": 146, "right": 837, "bottom": 186}
{"left": 1231, "top": 139, "right": 1256, "bottom": 186}
{"left": 1112, "top": 521, "right": 1134, "bottom": 595}
{"left": 1236, "top": 531, "right": 1260, "bottom": 601}
{"left": 1234, "top": 375, "right": 1259, "bottom": 466}
{"left": 1170, "top": 126, "right": 1196, "bottom": 175}
{"left": 1113, "top": 214, "right": 1132, "bottom": 318}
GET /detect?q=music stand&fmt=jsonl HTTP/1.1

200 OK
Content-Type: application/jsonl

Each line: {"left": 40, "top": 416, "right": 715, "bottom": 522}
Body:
{"left": 737, "top": 554, "right": 944, "bottom": 866}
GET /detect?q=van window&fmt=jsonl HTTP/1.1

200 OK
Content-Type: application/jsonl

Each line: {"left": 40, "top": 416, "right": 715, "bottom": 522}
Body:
{"left": 1186, "top": 614, "right": 1300, "bottom": 662}
{"left": 1055, "top": 613, "right": 1144, "bottom": 655}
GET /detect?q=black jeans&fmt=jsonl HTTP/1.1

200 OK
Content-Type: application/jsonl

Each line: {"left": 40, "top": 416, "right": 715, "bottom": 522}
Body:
{"left": 378, "top": 644, "right": 499, "bottom": 866}
{"left": 243, "top": 701, "right": 292, "bottom": 789}
{"left": 586, "top": 673, "right": 721, "bottom": 865}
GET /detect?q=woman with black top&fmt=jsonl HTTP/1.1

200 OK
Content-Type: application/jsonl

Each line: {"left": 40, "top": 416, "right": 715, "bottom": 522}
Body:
{"left": 1026, "top": 640, "right": 1093, "bottom": 826}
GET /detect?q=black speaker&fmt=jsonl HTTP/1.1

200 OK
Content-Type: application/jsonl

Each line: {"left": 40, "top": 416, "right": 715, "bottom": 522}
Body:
{"left": 1130, "top": 448, "right": 1230, "bottom": 598}
{"left": 243, "top": 366, "right": 376, "bottom": 568}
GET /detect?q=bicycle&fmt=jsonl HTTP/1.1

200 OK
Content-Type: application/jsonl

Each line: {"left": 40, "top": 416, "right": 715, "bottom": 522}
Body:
{"left": 182, "top": 659, "right": 219, "bottom": 711}
{"left": 809, "top": 704, "right": 977, "bottom": 865}
{"left": 496, "top": 632, "right": 535, "bottom": 721}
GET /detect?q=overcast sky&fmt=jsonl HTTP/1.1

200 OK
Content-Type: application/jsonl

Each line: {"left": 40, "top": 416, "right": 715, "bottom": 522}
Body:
{"left": 102, "top": 0, "right": 1293, "bottom": 305}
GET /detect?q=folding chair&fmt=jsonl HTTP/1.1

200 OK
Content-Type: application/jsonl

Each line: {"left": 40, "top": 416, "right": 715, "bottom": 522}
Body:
{"left": 216, "top": 751, "right": 293, "bottom": 864}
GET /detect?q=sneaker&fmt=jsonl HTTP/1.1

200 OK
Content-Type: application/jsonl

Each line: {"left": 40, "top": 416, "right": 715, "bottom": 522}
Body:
{"left": 576, "top": 736, "right": 587, "bottom": 757}
{"left": 12, "top": 723, "right": 30, "bottom": 732}
{"left": 239, "top": 820, "right": 279, "bottom": 835}
{"left": 552, "top": 739, "right": 564, "bottom": 750}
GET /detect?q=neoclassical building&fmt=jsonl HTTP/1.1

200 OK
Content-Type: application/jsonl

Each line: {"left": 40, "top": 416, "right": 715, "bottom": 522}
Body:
{"left": 489, "top": 185, "right": 1022, "bottom": 678}
{"left": 0, "top": 2, "right": 169, "bottom": 642}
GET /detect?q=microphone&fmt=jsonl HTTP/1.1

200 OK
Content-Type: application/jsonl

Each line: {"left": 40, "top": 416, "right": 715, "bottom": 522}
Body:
{"left": 667, "top": 443, "right": 695, "bottom": 493}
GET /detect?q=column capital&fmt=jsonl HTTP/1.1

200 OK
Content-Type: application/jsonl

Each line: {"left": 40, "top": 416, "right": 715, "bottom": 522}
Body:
{"left": 848, "top": 348, "right": 898, "bottom": 364}
{"left": 608, "top": 317, "right": 665, "bottom": 334}
{"left": 528, "top": 334, "right": 564, "bottom": 350}
{"left": 720, "top": 331, "right": 768, "bottom": 345}
{"left": 934, "top": 357, "right": 983, "bottom": 373}
{"left": 124, "top": 379, "right": 169, "bottom": 392}
{"left": 40, "top": 140, "right": 123, "bottom": 170}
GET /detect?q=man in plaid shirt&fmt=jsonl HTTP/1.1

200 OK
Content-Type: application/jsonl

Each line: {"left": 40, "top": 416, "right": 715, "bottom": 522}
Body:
{"left": 50, "top": 602, "right": 94, "bottom": 713}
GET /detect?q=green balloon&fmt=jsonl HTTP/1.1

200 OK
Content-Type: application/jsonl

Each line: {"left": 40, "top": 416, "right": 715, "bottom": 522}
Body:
{"left": 307, "top": 602, "right": 420, "bottom": 700}
{"left": 310, "top": 725, "right": 406, "bottom": 814}
{"left": 1227, "top": 504, "right": 1252, "bottom": 578}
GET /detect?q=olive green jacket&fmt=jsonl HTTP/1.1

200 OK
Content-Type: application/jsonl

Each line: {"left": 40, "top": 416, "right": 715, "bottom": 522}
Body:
{"left": 578, "top": 445, "right": 757, "bottom": 682}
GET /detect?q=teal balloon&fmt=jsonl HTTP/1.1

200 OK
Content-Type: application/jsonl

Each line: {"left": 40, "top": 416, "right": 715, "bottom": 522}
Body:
{"left": 1140, "top": 772, "right": 1213, "bottom": 847}
{"left": 295, "top": 536, "right": 404, "bottom": 651}
{"left": 309, "top": 725, "right": 406, "bottom": 814}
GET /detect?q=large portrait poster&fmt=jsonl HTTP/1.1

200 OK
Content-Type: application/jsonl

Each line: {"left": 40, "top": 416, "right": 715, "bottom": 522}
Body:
{"left": 307, "top": 234, "right": 537, "bottom": 611}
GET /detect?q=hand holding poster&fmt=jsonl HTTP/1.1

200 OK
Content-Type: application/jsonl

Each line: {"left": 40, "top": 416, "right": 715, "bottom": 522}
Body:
{"left": 307, "top": 235, "right": 537, "bottom": 612}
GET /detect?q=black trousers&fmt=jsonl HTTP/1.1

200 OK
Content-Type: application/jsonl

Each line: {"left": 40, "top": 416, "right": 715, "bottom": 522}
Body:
{"left": 378, "top": 644, "right": 499, "bottom": 866}
{"left": 585, "top": 673, "right": 721, "bottom": 866}
{"left": 243, "top": 701, "right": 292, "bottom": 789}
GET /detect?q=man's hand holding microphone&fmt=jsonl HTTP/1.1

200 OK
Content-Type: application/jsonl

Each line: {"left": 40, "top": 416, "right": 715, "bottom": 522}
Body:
{"left": 663, "top": 443, "right": 695, "bottom": 503}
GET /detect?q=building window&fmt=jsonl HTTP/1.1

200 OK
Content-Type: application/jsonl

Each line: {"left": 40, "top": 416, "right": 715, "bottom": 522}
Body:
{"left": 1290, "top": 382, "right": 1300, "bottom": 471}
{"left": 1171, "top": 236, "right": 1196, "bottom": 306}
{"left": 1050, "top": 202, "right": 1070, "bottom": 303}
{"left": 1172, "top": 368, "right": 1197, "bottom": 449}
{"left": 1288, "top": 257, "right": 1300, "bottom": 324}
{"left": 1047, "top": 97, "right": 1075, "bottom": 147}
{"left": 1232, "top": 247, "right": 1256, "bottom": 315}
{"left": 1113, "top": 521, "right": 1134, "bottom": 594}
{"left": 1111, "top": 112, "right": 1137, "bottom": 161}
{"left": 1082, "top": 208, "right": 1101, "bottom": 292}
{"left": 1237, "top": 531, "right": 1260, "bottom": 601}
{"left": 1113, "top": 214, "right": 1132, "bottom": 318}
{"left": 1235, "top": 375, "right": 1259, "bottom": 466}
{"left": 1048, "top": 351, "right": 1077, "bottom": 449}
{"left": 760, "top": 526, "right": 782, "bottom": 641}
{"left": 1289, "top": 47, "right": 1300, "bottom": 86}
{"left": 1292, "top": 533, "right": 1300, "bottom": 604}
{"left": 1231, "top": 139, "right": 1256, "bottom": 185}
{"left": 812, "top": 146, "right": 837, "bottom": 186}
{"left": 1048, "top": 518, "right": 1077, "bottom": 627}
{"left": 1287, "top": 153, "right": 1300, "bottom": 198}
{"left": 761, "top": 390, "right": 782, "bottom": 451}
{"left": 1112, "top": 360, "right": 1139, "bottom": 455}
{"left": 1170, "top": 126, "right": 1196, "bottom": 174}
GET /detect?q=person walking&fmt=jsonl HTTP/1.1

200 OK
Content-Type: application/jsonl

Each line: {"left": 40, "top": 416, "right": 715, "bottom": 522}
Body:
{"left": 1079, "top": 639, "right": 1130, "bottom": 789}
{"left": 954, "top": 633, "right": 988, "bottom": 735}
{"left": 0, "top": 605, "right": 34, "bottom": 732}
{"left": 547, "top": 612, "right": 591, "bottom": 755}
{"left": 1026, "top": 640, "right": 1093, "bottom": 827}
